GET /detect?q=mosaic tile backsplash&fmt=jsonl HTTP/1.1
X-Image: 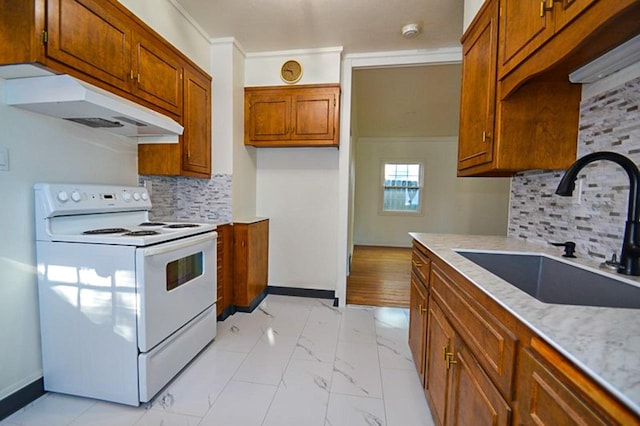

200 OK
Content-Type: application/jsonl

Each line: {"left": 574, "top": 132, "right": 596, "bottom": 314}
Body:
{"left": 139, "top": 174, "right": 232, "bottom": 224}
{"left": 508, "top": 75, "right": 640, "bottom": 261}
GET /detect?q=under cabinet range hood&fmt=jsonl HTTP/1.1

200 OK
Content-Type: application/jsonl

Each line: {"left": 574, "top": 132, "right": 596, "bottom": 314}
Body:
{"left": 4, "top": 75, "right": 183, "bottom": 143}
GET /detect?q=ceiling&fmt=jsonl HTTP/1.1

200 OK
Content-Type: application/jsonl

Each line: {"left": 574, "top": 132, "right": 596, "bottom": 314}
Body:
{"left": 174, "top": 0, "right": 464, "bottom": 54}
{"left": 173, "top": 0, "right": 465, "bottom": 139}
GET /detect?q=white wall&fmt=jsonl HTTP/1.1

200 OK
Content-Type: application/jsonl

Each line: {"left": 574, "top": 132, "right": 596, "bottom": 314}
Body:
{"left": 0, "top": 79, "right": 138, "bottom": 400}
{"left": 257, "top": 149, "right": 339, "bottom": 290}
{"left": 118, "top": 0, "right": 211, "bottom": 71}
{"left": 463, "top": 0, "right": 485, "bottom": 31}
{"left": 245, "top": 48, "right": 342, "bottom": 87}
{"left": 211, "top": 39, "right": 239, "bottom": 176}
{"left": 354, "top": 137, "right": 510, "bottom": 247}
{"left": 247, "top": 48, "right": 342, "bottom": 291}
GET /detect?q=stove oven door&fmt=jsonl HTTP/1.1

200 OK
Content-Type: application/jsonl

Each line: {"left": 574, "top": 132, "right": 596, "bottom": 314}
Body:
{"left": 135, "top": 231, "right": 217, "bottom": 352}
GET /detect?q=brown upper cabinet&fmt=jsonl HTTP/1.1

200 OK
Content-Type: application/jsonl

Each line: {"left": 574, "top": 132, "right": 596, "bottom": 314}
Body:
{"left": 131, "top": 31, "right": 183, "bottom": 116}
{"left": 245, "top": 84, "right": 340, "bottom": 148}
{"left": 0, "top": 0, "right": 212, "bottom": 178}
{"left": 46, "top": 0, "right": 132, "bottom": 91}
{"left": 498, "top": 0, "right": 596, "bottom": 79}
{"left": 457, "top": 0, "right": 640, "bottom": 176}
{"left": 138, "top": 64, "right": 211, "bottom": 178}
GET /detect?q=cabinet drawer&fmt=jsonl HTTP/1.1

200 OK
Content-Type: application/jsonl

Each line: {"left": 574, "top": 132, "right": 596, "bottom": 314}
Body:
{"left": 517, "top": 348, "right": 611, "bottom": 425}
{"left": 430, "top": 263, "right": 517, "bottom": 398}
{"left": 411, "top": 243, "right": 430, "bottom": 284}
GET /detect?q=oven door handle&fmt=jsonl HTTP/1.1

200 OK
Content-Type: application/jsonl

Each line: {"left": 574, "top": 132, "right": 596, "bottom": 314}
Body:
{"left": 142, "top": 232, "right": 216, "bottom": 257}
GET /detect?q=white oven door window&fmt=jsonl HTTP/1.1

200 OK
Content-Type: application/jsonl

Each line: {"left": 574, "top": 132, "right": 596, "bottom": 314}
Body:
{"left": 136, "top": 232, "right": 217, "bottom": 352}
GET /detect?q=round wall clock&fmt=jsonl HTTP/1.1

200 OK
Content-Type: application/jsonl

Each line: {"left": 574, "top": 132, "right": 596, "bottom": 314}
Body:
{"left": 281, "top": 60, "right": 303, "bottom": 84}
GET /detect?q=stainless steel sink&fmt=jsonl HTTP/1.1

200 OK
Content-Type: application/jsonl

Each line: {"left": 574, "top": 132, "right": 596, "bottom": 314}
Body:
{"left": 456, "top": 251, "right": 640, "bottom": 309}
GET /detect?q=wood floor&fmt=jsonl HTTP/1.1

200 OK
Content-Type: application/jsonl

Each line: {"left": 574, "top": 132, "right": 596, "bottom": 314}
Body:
{"left": 346, "top": 245, "right": 412, "bottom": 308}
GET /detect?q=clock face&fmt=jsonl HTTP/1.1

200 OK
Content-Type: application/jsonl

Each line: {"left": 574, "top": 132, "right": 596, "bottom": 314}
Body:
{"left": 281, "top": 60, "right": 303, "bottom": 84}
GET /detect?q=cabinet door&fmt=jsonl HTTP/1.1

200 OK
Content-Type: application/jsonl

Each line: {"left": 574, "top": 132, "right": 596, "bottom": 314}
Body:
{"left": 409, "top": 275, "right": 428, "bottom": 384}
{"left": 553, "top": 0, "right": 597, "bottom": 33}
{"left": 291, "top": 91, "right": 337, "bottom": 143}
{"left": 247, "top": 94, "right": 292, "bottom": 142}
{"left": 458, "top": 0, "right": 498, "bottom": 173}
{"left": 425, "top": 299, "right": 455, "bottom": 426}
{"left": 47, "top": 0, "right": 131, "bottom": 90}
{"left": 216, "top": 223, "right": 234, "bottom": 318}
{"left": 447, "top": 337, "right": 511, "bottom": 426}
{"left": 132, "top": 32, "right": 182, "bottom": 115}
{"left": 234, "top": 220, "right": 269, "bottom": 308}
{"left": 517, "top": 348, "right": 609, "bottom": 425}
{"left": 182, "top": 66, "right": 211, "bottom": 177}
{"left": 498, "top": 0, "right": 555, "bottom": 77}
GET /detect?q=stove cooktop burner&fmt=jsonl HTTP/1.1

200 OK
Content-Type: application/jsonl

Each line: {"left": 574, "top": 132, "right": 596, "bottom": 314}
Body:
{"left": 83, "top": 228, "right": 130, "bottom": 235}
{"left": 138, "top": 222, "right": 167, "bottom": 227}
{"left": 124, "top": 230, "right": 160, "bottom": 236}
{"left": 165, "top": 224, "right": 200, "bottom": 229}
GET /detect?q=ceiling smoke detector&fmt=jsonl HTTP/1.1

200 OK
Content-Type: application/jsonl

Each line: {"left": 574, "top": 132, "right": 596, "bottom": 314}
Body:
{"left": 402, "top": 24, "right": 420, "bottom": 39}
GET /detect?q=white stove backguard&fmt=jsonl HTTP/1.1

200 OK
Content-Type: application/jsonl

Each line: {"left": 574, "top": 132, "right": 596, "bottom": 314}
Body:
{"left": 35, "top": 182, "right": 152, "bottom": 242}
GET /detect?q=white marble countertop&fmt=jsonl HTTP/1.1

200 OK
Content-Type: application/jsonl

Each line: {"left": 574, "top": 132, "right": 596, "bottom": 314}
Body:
{"left": 410, "top": 233, "right": 640, "bottom": 415}
{"left": 232, "top": 216, "right": 269, "bottom": 224}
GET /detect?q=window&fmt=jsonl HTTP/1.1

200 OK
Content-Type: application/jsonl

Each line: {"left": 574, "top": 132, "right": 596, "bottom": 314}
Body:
{"left": 381, "top": 162, "right": 423, "bottom": 214}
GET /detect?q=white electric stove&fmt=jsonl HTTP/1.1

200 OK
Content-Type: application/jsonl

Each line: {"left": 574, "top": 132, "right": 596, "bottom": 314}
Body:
{"left": 34, "top": 182, "right": 218, "bottom": 406}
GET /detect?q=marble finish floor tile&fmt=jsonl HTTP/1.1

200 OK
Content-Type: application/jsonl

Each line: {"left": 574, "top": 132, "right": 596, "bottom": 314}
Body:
{"left": 3, "top": 393, "right": 95, "bottom": 426}
{"left": 326, "top": 393, "right": 386, "bottom": 426}
{"left": 262, "top": 359, "right": 333, "bottom": 426}
{"left": 338, "top": 307, "right": 377, "bottom": 343}
{"left": 331, "top": 341, "right": 383, "bottom": 398}
{"left": 199, "top": 381, "right": 277, "bottom": 426}
{"left": 0, "top": 296, "right": 434, "bottom": 426}
{"left": 381, "top": 368, "right": 434, "bottom": 426}
{"left": 149, "top": 346, "right": 246, "bottom": 417}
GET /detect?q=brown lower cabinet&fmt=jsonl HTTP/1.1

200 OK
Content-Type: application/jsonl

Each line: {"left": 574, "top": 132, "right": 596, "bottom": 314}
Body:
{"left": 216, "top": 224, "right": 234, "bottom": 318}
{"left": 233, "top": 219, "right": 269, "bottom": 309}
{"left": 409, "top": 239, "right": 640, "bottom": 426}
{"left": 424, "top": 278, "right": 511, "bottom": 426}
{"left": 215, "top": 220, "right": 269, "bottom": 320}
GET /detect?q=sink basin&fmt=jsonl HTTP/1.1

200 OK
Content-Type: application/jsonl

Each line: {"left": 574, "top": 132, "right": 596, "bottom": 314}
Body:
{"left": 456, "top": 251, "right": 640, "bottom": 309}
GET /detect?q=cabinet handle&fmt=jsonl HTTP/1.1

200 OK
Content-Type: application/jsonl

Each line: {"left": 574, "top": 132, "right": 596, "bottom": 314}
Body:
{"left": 445, "top": 353, "right": 457, "bottom": 369}
{"left": 412, "top": 259, "right": 423, "bottom": 268}
{"left": 137, "top": 74, "right": 141, "bottom": 84}
{"left": 540, "top": 0, "right": 556, "bottom": 16}
{"left": 482, "top": 131, "right": 492, "bottom": 143}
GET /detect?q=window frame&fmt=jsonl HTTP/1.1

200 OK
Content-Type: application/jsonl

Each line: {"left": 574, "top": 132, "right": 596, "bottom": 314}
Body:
{"left": 378, "top": 160, "right": 425, "bottom": 216}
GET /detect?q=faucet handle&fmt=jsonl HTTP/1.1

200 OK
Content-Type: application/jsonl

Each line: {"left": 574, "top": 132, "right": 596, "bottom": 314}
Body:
{"left": 550, "top": 241, "right": 577, "bottom": 258}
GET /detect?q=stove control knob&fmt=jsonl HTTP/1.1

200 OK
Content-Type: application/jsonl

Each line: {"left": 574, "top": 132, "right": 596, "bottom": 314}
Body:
{"left": 57, "top": 191, "right": 69, "bottom": 203}
{"left": 141, "top": 192, "right": 149, "bottom": 201}
{"left": 122, "top": 191, "right": 132, "bottom": 202}
{"left": 133, "top": 192, "right": 141, "bottom": 201}
{"left": 71, "top": 191, "right": 82, "bottom": 202}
